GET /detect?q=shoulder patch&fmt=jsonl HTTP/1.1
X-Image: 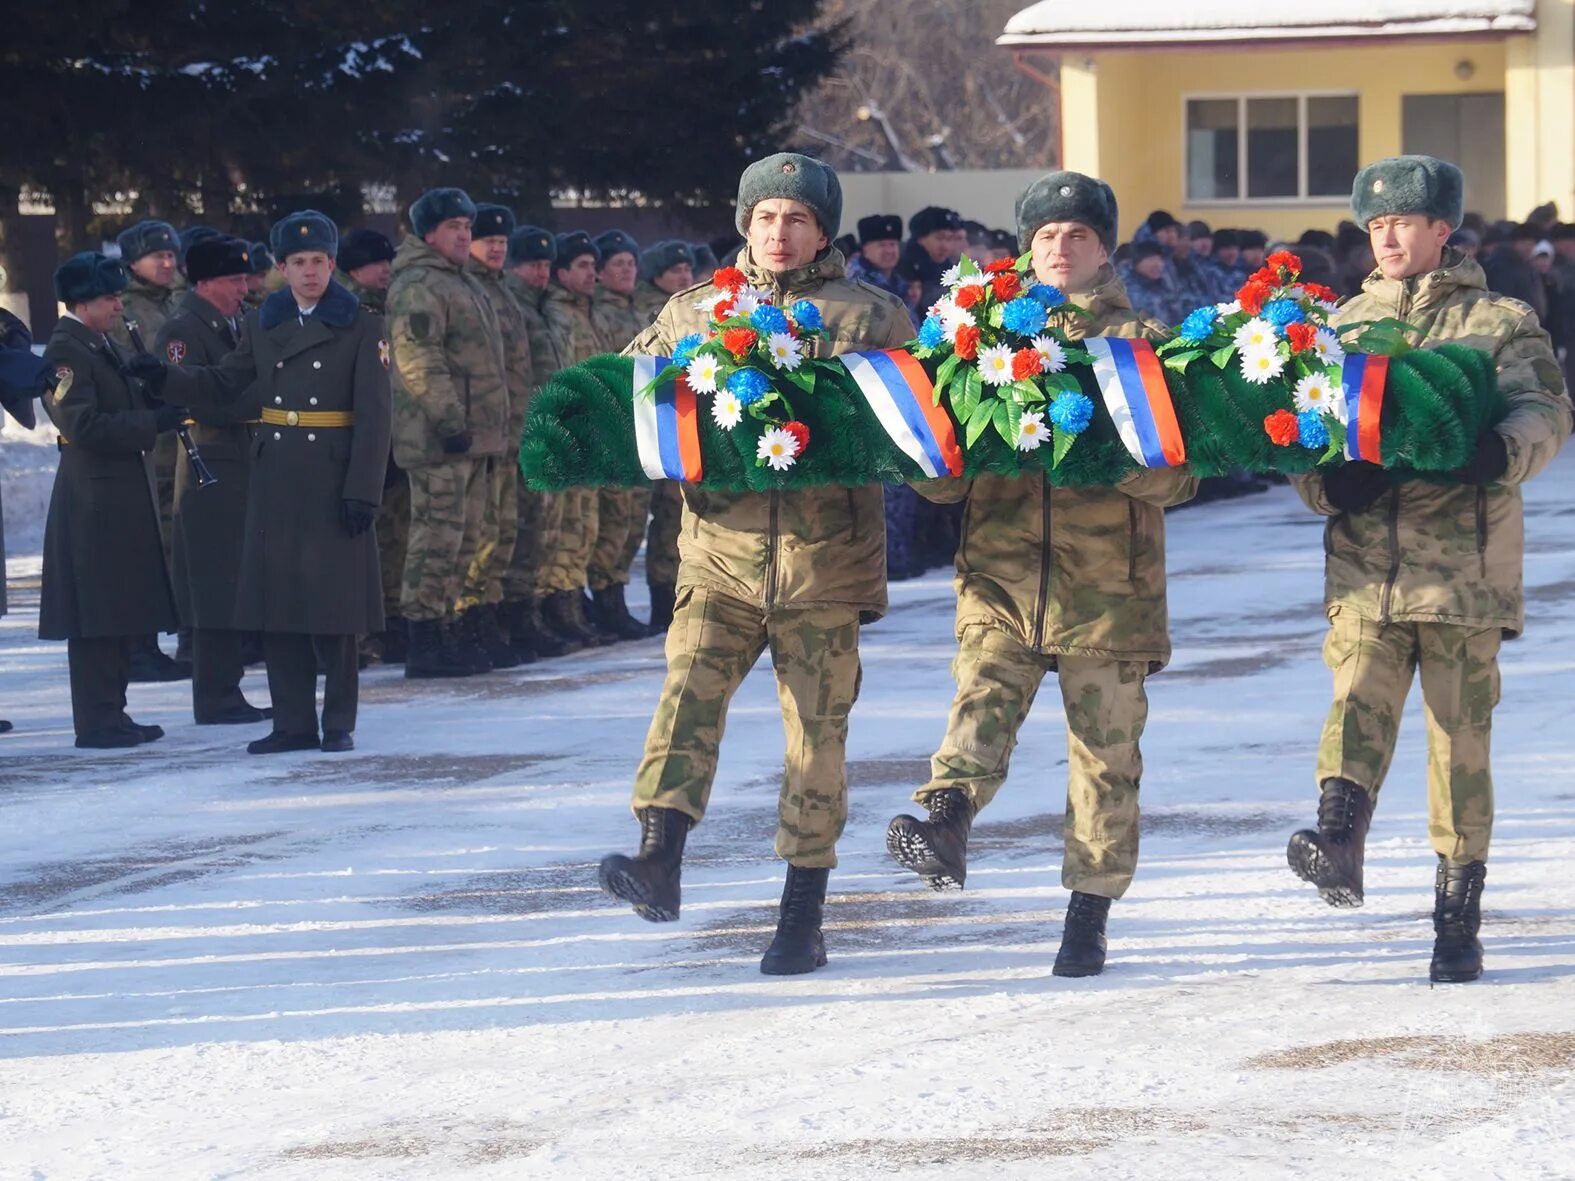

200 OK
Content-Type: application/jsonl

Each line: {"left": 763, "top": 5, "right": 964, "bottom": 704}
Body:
{"left": 378, "top": 339, "right": 390, "bottom": 369}
{"left": 407, "top": 312, "right": 432, "bottom": 341}
{"left": 165, "top": 339, "right": 187, "bottom": 365}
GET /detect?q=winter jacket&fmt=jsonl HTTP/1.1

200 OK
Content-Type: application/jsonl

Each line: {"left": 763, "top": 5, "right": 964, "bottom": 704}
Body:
{"left": 471, "top": 263, "right": 534, "bottom": 443}
{"left": 592, "top": 285, "right": 646, "bottom": 354}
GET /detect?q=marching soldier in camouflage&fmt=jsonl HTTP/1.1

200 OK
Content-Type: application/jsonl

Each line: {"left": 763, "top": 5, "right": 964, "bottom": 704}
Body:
{"left": 597, "top": 153, "right": 914, "bottom": 976}
{"left": 1285, "top": 155, "right": 1572, "bottom": 984}
{"left": 338, "top": 229, "right": 408, "bottom": 665}
{"left": 587, "top": 228, "right": 653, "bottom": 640}
{"left": 460, "top": 202, "right": 533, "bottom": 670}
{"left": 635, "top": 240, "right": 699, "bottom": 633}
{"left": 886, "top": 172, "right": 1197, "bottom": 978}
{"left": 111, "top": 219, "right": 189, "bottom": 684}
{"left": 502, "top": 226, "right": 578, "bottom": 659}
{"left": 540, "top": 230, "right": 616, "bottom": 649}
{"left": 387, "top": 187, "right": 511, "bottom": 679}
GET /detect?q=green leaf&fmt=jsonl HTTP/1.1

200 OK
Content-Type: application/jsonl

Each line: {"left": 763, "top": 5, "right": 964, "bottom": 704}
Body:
{"left": 988, "top": 305, "right": 1005, "bottom": 330}
{"left": 1011, "top": 378, "right": 1042, "bottom": 405}
{"left": 992, "top": 398, "right": 1017, "bottom": 447}
{"left": 1162, "top": 349, "right": 1207, "bottom": 373}
{"left": 1051, "top": 426, "right": 1077, "bottom": 469}
{"left": 635, "top": 362, "right": 684, "bottom": 399}
{"left": 935, "top": 352, "right": 962, "bottom": 388}
{"left": 1012, "top": 250, "right": 1032, "bottom": 274}
{"left": 964, "top": 398, "right": 995, "bottom": 448}
{"left": 959, "top": 255, "right": 981, "bottom": 278}
{"left": 783, "top": 367, "right": 816, "bottom": 395}
{"left": 1209, "top": 344, "right": 1237, "bottom": 370}
{"left": 952, "top": 370, "right": 980, "bottom": 421}
{"left": 961, "top": 365, "right": 983, "bottom": 414}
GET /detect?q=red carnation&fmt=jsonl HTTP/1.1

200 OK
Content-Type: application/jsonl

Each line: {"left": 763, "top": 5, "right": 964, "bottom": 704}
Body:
{"left": 1285, "top": 322, "right": 1318, "bottom": 353}
{"left": 955, "top": 285, "right": 983, "bottom": 310}
{"left": 1237, "top": 280, "right": 1272, "bottom": 315}
{"left": 991, "top": 273, "right": 1020, "bottom": 301}
{"left": 1249, "top": 266, "right": 1277, "bottom": 286}
{"left": 712, "top": 266, "right": 747, "bottom": 292}
{"left": 985, "top": 257, "right": 1017, "bottom": 274}
{"left": 782, "top": 420, "right": 810, "bottom": 454}
{"left": 722, "top": 327, "right": 758, "bottom": 357}
{"left": 1264, "top": 409, "right": 1300, "bottom": 447}
{"left": 954, "top": 325, "right": 980, "bottom": 360}
{"left": 1266, "top": 250, "right": 1303, "bottom": 277}
{"left": 1302, "top": 281, "right": 1338, "bottom": 304}
{"left": 712, "top": 298, "right": 736, "bottom": 321}
{"left": 1011, "top": 348, "right": 1043, "bottom": 381}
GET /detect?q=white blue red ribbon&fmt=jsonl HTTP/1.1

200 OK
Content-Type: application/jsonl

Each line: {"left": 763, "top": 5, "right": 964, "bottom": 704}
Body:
{"left": 838, "top": 348, "right": 963, "bottom": 479}
{"left": 1341, "top": 353, "right": 1388, "bottom": 463}
{"left": 1082, "top": 337, "right": 1186, "bottom": 468}
{"left": 631, "top": 355, "right": 702, "bottom": 482}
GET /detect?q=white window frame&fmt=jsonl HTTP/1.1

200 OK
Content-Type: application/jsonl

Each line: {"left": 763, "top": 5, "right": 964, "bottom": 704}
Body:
{"left": 1182, "top": 89, "right": 1359, "bottom": 206}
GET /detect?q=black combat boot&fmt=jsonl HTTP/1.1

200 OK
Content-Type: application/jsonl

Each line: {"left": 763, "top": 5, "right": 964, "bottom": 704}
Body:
{"left": 522, "top": 597, "right": 576, "bottom": 658}
{"left": 886, "top": 787, "right": 976, "bottom": 890}
{"left": 129, "top": 634, "right": 189, "bottom": 682}
{"left": 567, "top": 590, "right": 615, "bottom": 647}
{"left": 598, "top": 807, "right": 691, "bottom": 922}
{"left": 1053, "top": 891, "right": 1112, "bottom": 977}
{"left": 1430, "top": 857, "right": 1486, "bottom": 984}
{"left": 760, "top": 865, "right": 830, "bottom": 975}
{"left": 404, "top": 619, "right": 471, "bottom": 679}
{"left": 380, "top": 615, "right": 408, "bottom": 665}
{"left": 498, "top": 600, "right": 540, "bottom": 665}
{"left": 647, "top": 582, "right": 676, "bottom": 635}
{"left": 592, "top": 584, "right": 650, "bottom": 641}
{"left": 1286, "top": 777, "right": 1374, "bottom": 907}
{"left": 451, "top": 614, "right": 492, "bottom": 674}
{"left": 541, "top": 591, "right": 593, "bottom": 652}
{"left": 474, "top": 603, "right": 521, "bottom": 670}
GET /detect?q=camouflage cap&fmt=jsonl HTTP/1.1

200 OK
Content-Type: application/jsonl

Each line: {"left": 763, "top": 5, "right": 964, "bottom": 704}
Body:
{"left": 1015, "top": 171, "right": 1118, "bottom": 251}
{"left": 55, "top": 251, "right": 130, "bottom": 304}
{"left": 735, "top": 152, "right": 842, "bottom": 240}
{"left": 507, "top": 226, "right": 555, "bottom": 265}
{"left": 1351, "top": 155, "right": 1465, "bottom": 230}
{"left": 472, "top": 203, "right": 517, "bottom": 241}
{"left": 639, "top": 240, "right": 695, "bottom": 281}
{"left": 115, "top": 220, "right": 179, "bottom": 264}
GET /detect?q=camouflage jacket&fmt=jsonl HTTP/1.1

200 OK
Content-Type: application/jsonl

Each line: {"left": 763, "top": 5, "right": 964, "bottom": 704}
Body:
{"left": 386, "top": 235, "right": 510, "bottom": 465}
{"left": 592, "top": 286, "right": 645, "bottom": 354}
{"left": 110, "top": 275, "right": 177, "bottom": 350}
{"left": 340, "top": 274, "right": 386, "bottom": 316}
{"left": 632, "top": 281, "right": 671, "bottom": 327}
{"left": 921, "top": 266, "right": 1197, "bottom": 667}
{"left": 1292, "top": 251, "right": 1571, "bottom": 635}
{"left": 543, "top": 283, "right": 608, "bottom": 367}
{"left": 511, "top": 279, "right": 567, "bottom": 398}
{"left": 471, "top": 263, "right": 534, "bottom": 440}
{"left": 626, "top": 247, "right": 914, "bottom": 616}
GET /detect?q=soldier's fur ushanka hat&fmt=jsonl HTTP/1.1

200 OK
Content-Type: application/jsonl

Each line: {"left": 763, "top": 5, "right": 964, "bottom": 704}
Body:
{"left": 184, "top": 236, "right": 254, "bottom": 283}
{"left": 594, "top": 229, "right": 639, "bottom": 265}
{"left": 336, "top": 228, "right": 395, "bottom": 273}
{"left": 1351, "top": 155, "right": 1465, "bottom": 230}
{"left": 249, "top": 242, "right": 275, "bottom": 274}
{"left": 507, "top": 226, "right": 556, "bottom": 265}
{"left": 472, "top": 204, "right": 516, "bottom": 241}
{"left": 116, "top": 220, "right": 179, "bottom": 264}
{"left": 639, "top": 240, "right": 695, "bottom": 282}
{"left": 735, "top": 153, "right": 843, "bottom": 240}
{"left": 554, "top": 231, "right": 600, "bottom": 270}
{"left": 270, "top": 210, "right": 338, "bottom": 261}
{"left": 1015, "top": 171, "right": 1119, "bottom": 251}
{"left": 410, "top": 188, "right": 477, "bottom": 238}
{"left": 55, "top": 251, "right": 130, "bottom": 305}
{"left": 857, "top": 214, "right": 902, "bottom": 245}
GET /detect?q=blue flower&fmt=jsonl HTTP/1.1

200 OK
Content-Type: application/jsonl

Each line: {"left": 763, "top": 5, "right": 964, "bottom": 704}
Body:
{"left": 788, "top": 300, "right": 823, "bottom": 331}
{"left": 750, "top": 304, "right": 789, "bottom": 334}
{"left": 727, "top": 366, "right": 771, "bottom": 406}
{"left": 1179, "top": 306, "right": 1218, "bottom": 344}
{"left": 1263, "top": 298, "right": 1306, "bottom": 334}
{"left": 1297, "top": 409, "right": 1330, "bottom": 449}
{"left": 673, "top": 333, "right": 704, "bottom": 364}
{"left": 1001, "top": 297, "right": 1048, "bottom": 336}
{"left": 1048, "top": 392, "right": 1094, "bottom": 436}
{"left": 917, "top": 316, "right": 946, "bottom": 349}
{"left": 1026, "top": 283, "right": 1066, "bottom": 309}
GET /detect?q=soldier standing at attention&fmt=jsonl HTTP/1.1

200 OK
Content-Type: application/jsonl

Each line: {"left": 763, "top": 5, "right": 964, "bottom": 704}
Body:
{"left": 597, "top": 153, "right": 914, "bottom": 975}
{"left": 244, "top": 244, "right": 274, "bottom": 313}
{"left": 1285, "top": 156, "right": 1571, "bottom": 983}
{"left": 156, "top": 236, "right": 271, "bottom": 726}
{"left": 885, "top": 173, "right": 1197, "bottom": 978}
{"left": 155, "top": 210, "right": 393, "bottom": 754}
{"left": 387, "top": 188, "right": 511, "bottom": 678}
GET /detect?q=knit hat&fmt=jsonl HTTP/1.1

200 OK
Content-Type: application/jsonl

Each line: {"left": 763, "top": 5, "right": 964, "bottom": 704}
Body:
{"left": 734, "top": 152, "right": 843, "bottom": 240}
{"left": 184, "top": 236, "right": 254, "bottom": 283}
{"left": 554, "top": 231, "right": 599, "bottom": 270}
{"left": 908, "top": 206, "right": 962, "bottom": 240}
{"left": 1351, "top": 155, "right": 1465, "bottom": 230}
{"left": 1015, "top": 171, "right": 1119, "bottom": 251}
{"left": 507, "top": 226, "right": 555, "bottom": 265}
{"left": 55, "top": 252, "right": 130, "bottom": 305}
{"left": 857, "top": 214, "right": 902, "bottom": 245}
{"left": 410, "top": 187, "right": 478, "bottom": 238}
{"left": 116, "top": 220, "right": 179, "bottom": 264}
{"left": 270, "top": 209, "right": 338, "bottom": 261}
{"left": 337, "top": 228, "right": 396, "bottom": 273}
{"left": 472, "top": 203, "right": 516, "bottom": 241}
{"left": 639, "top": 240, "right": 696, "bottom": 282}
{"left": 594, "top": 229, "right": 639, "bottom": 265}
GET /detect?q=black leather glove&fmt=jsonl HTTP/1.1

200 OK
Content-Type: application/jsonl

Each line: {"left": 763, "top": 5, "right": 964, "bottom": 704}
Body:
{"left": 1323, "top": 461, "right": 1390, "bottom": 515}
{"left": 153, "top": 404, "right": 190, "bottom": 434}
{"left": 340, "top": 498, "right": 377, "bottom": 536}
{"left": 127, "top": 353, "right": 168, "bottom": 394}
{"left": 440, "top": 430, "right": 472, "bottom": 455}
{"left": 1452, "top": 430, "right": 1509, "bottom": 485}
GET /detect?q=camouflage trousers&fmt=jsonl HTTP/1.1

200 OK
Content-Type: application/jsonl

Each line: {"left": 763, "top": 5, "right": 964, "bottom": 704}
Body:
{"left": 588, "top": 486, "right": 650, "bottom": 590}
{"left": 460, "top": 457, "right": 517, "bottom": 610}
{"left": 632, "top": 585, "right": 863, "bottom": 868}
{"left": 505, "top": 484, "right": 563, "bottom": 601}
{"left": 538, "top": 486, "right": 598, "bottom": 592}
{"left": 376, "top": 471, "right": 411, "bottom": 619}
{"left": 644, "top": 480, "right": 683, "bottom": 587}
{"left": 1316, "top": 610, "right": 1500, "bottom": 862}
{"left": 401, "top": 457, "right": 488, "bottom": 623}
{"left": 916, "top": 624, "right": 1149, "bottom": 900}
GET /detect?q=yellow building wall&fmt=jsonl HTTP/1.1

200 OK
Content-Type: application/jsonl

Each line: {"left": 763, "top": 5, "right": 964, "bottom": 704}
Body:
{"left": 1060, "top": 40, "right": 1513, "bottom": 239}
{"left": 1506, "top": 0, "right": 1575, "bottom": 219}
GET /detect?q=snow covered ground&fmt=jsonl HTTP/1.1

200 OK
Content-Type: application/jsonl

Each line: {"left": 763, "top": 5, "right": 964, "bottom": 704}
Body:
{"left": 2, "top": 454, "right": 1573, "bottom": 1179}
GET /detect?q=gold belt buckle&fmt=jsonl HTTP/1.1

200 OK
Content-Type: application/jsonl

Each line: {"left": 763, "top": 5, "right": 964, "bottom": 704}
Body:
{"left": 285, "top": 410, "right": 300, "bottom": 426}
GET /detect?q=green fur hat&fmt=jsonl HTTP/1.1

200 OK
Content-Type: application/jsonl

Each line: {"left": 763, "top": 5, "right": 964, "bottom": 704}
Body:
{"left": 735, "top": 153, "right": 842, "bottom": 240}
{"left": 1351, "top": 155, "right": 1465, "bottom": 230}
{"left": 1015, "top": 171, "right": 1119, "bottom": 251}
{"left": 639, "top": 240, "right": 696, "bottom": 282}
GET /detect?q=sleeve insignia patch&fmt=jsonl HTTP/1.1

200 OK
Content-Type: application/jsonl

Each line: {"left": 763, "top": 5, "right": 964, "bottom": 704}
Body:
{"left": 52, "top": 366, "right": 73, "bottom": 399}
{"left": 378, "top": 339, "right": 390, "bottom": 369}
{"left": 166, "top": 340, "right": 187, "bottom": 365}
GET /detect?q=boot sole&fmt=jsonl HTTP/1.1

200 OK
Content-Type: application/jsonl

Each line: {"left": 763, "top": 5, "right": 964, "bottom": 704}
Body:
{"left": 597, "top": 858, "right": 679, "bottom": 923}
{"left": 1286, "top": 833, "right": 1364, "bottom": 908}
{"left": 1429, "top": 965, "right": 1483, "bottom": 984}
{"left": 760, "top": 940, "right": 828, "bottom": 976}
{"left": 1051, "top": 958, "right": 1105, "bottom": 978}
{"left": 885, "top": 821, "right": 964, "bottom": 891}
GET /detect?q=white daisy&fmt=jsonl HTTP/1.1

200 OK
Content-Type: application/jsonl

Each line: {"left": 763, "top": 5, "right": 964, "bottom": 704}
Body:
{"left": 955, "top": 271, "right": 988, "bottom": 291}
{"left": 940, "top": 263, "right": 963, "bottom": 288}
{"left": 1311, "top": 328, "right": 1345, "bottom": 366}
{"left": 977, "top": 343, "right": 1015, "bottom": 387}
{"left": 1292, "top": 371, "right": 1346, "bottom": 419}
{"left": 711, "top": 391, "right": 743, "bottom": 430}
{"left": 685, "top": 353, "right": 721, "bottom": 394}
{"left": 933, "top": 297, "right": 976, "bottom": 334}
{"left": 1031, "top": 335, "right": 1066, "bottom": 374}
{"left": 1215, "top": 300, "right": 1242, "bottom": 316}
{"left": 1016, "top": 410, "right": 1048, "bottom": 451}
{"left": 730, "top": 287, "right": 769, "bottom": 316}
{"left": 765, "top": 331, "right": 802, "bottom": 371}
{"left": 1233, "top": 317, "right": 1274, "bottom": 352}
{"left": 1239, "top": 343, "right": 1285, "bottom": 385}
{"left": 757, "top": 426, "right": 800, "bottom": 471}
{"left": 693, "top": 292, "right": 720, "bottom": 311}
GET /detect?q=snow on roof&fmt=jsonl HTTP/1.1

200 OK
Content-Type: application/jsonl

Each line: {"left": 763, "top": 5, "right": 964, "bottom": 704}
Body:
{"left": 999, "top": 0, "right": 1536, "bottom": 47}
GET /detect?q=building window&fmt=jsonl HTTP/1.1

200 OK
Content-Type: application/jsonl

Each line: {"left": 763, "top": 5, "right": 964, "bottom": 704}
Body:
{"left": 1185, "top": 93, "right": 1358, "bottom": 203}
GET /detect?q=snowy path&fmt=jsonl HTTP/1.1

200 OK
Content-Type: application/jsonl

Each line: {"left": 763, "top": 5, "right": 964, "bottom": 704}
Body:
{"left": 2, "top": 460, "right": 1573, "bottom": 1178}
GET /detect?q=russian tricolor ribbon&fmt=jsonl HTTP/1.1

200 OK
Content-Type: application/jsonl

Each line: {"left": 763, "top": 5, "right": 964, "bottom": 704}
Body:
{"left": 1082, "top": 337, "right": 1187, "bottom": 468}
{"left": 838, "top": 348, "right": 964, "bottom": 478}
{"left": 631, "top": 355, "right": 703, "bottom": 483}
{"left": 1341, "top": 353, "right": 1388, "bottom": 463}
